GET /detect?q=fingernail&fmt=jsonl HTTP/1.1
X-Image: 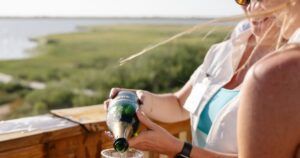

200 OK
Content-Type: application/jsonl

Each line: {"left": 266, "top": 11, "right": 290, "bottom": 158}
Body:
{"left": 140, "top": 111, "right": 146, "bottom": 116}
{"left": 108, "top": 92, "right": 113, "bottom": 99}
{"left": 136, "top": 109, "right": 141, "bottom": 113}
{"left": 136, "top": 90, "right": 143, "bottom": 98}
{"left": 136, "top": 110, "right": 144, "bottom": 116}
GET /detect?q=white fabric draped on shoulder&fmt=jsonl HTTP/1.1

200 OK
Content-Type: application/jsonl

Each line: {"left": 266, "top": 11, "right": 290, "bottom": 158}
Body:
{"left": 288, "top": 28, "right": 300, "bottom": 44}
{"left": 183, "top": 20, "right": 252, "bottom": 154}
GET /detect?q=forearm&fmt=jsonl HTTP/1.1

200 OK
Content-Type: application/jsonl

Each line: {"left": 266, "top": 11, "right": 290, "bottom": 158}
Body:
{"left": 109, "top": 81, "right": 192, "bottom": 122}
{"left": 190, "top": 147, "right": 238, "bottom": 158}
{"left": 140, "top": 92, "right": 189, "bottom": 123}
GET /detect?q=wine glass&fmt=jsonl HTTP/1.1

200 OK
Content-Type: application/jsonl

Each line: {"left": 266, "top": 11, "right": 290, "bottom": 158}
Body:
{"left": 101, "top": 148, "right": 143, "bottom": 158}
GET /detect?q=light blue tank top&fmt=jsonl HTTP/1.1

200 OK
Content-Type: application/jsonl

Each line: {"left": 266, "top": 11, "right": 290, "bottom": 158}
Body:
{"left": 198, "top": 88, "right": 239, "bottom": 135}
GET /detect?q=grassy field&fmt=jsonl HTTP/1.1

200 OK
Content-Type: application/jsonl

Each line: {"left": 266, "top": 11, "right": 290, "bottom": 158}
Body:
{"left": 0, "top": 24, "right": 232, "bottom": 119}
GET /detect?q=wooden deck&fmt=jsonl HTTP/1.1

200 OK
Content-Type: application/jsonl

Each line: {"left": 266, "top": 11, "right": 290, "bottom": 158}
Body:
{"left": 0, "top": 105, "right": 191, "bottom": 158}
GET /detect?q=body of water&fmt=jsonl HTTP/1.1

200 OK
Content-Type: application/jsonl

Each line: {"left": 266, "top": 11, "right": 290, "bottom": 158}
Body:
{"left": 0, "top": 17, "right": 233, "bottom": 60}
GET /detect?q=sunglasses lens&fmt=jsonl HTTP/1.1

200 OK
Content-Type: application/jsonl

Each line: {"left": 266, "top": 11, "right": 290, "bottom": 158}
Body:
{"left": 235, "top": 0, "right": 250, "bottom": 5}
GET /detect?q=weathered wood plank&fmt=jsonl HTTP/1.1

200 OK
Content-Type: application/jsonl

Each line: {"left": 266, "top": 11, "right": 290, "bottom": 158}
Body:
{"left": 0, "top": 144, "right": 44, "bottom": 158}
{"left": 82, "top": 132, "right": 103, "bottom": 158}
{"left": 51, "top": 105, "right": 106, "bottom": 124}
{"left": 51, "top": 105, "right": 107, "bottom": 132}
{"left": 0, "top": 115, "right": 81, "bottom": 152}
{"left": 51, "top": 105, "right": 191, "bottom": 135}
{"left": 0, "top": 105, "right": 191, "bottom": 158}
{"left": 46, "top": 135, "right": 85, "bottom": 158}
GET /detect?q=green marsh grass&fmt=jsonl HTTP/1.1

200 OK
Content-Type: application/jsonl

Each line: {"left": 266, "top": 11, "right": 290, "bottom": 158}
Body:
{"left": 0, "top": 24, "right": 232, "bottom": 119}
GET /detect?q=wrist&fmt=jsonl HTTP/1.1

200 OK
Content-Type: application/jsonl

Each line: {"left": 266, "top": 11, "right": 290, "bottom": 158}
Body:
{"left": 168, "top": 138, "right": 184, "bottom": 157}
{"left": 174, "top": 141, "right": 193, "bottom": 158}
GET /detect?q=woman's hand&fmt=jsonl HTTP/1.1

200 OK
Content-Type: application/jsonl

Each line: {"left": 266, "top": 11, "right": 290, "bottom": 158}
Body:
{"left": 103, "top": 88, "right": 151, "bottom": 111}
{"left": 129, "top": 110, "right": 183, "bottom": 157}
{"left": 103, "top": 87, "right": 124, "bottom": 111}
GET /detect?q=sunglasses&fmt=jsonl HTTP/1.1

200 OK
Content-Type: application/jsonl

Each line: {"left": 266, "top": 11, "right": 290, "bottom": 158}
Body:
{"left": 235, "top": 0, "right": 250, "bottom": 6}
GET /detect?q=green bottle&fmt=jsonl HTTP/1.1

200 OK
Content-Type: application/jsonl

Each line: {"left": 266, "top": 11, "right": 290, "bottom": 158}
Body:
{"left": 107, "top": 91, "right": 140, "bottom": 152}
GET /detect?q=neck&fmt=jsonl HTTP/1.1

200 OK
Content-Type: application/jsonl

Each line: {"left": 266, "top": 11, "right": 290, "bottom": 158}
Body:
{"left": 283, "top": 0, "right": 300, "bottom": 39}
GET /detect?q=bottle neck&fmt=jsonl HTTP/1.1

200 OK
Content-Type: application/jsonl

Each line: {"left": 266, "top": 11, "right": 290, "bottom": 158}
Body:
{"left": 110, "top": 121, "right": 133, "bottom": 139}
{"left": 114, "top": 138, "right": 129, "bottom": 152}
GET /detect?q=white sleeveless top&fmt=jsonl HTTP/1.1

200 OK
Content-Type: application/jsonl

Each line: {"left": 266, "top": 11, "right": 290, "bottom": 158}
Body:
{"left": 184, "top": 20, "right": 251, "bottom": 154}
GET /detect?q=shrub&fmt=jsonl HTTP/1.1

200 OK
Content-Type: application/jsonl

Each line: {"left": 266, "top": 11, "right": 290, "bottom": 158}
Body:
{"left": 33, "top": 102, "right": 48, "bottom": 114}
{"left": 72, "top": 94, "right": 102, "bottom": 107}
{"left": 25, "top": 86, "right": 75, "bottom": 110}
{"left": 0, "top": 82, "right": 28, "bottom": 93}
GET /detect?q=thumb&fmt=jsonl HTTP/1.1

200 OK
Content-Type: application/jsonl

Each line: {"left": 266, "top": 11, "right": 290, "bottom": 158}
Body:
{"left": 136, "top": 110, "right": 157, "bottom": 130}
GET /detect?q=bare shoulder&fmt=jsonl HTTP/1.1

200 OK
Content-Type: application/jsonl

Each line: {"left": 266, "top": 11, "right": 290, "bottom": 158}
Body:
{"left": 240, "top": 46, "right": 300, "bottom": 158}
{"left": 242, "top": 45, "right": 300, "bottom": 110}
{"left": 247, "top": 46, "right": 300, "bottom": 88}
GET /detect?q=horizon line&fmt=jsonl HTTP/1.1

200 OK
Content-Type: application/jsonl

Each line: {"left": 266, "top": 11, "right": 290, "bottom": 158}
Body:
{"left": 0, "top": 15, "right": 225, "bottom": 19}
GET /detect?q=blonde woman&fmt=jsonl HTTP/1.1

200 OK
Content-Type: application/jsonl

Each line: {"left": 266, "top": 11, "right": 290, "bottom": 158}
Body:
{"left": 238, "top": 0, "right": 300, "bottom": 157}
{"left": 105, "top": 13, "right": 279, "bottom": 158}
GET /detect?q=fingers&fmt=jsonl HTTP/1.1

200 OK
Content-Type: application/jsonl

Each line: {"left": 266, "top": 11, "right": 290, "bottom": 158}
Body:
{"left": 128, "top": 130, "right": 149, "bottom": 149}
{"left": 107, "top": 88, "right": 142, "bottom": 111}
{"left": 109, "top": 88, "right": 121, "bottom": 99}
{"left": 109, "top": 88, "right": 138, "bottom": 99}
{"left": 104, "top": 88, "right": 121, "bottom": 112}
{"left": 128, "top": 131, "right": 143, "bottom": 147}
{"left": 136, "top": 110, "right": 157, "bottom": 130}
{"left": 136, "top": 90, "right": 145, "bottom": 105}
{"left": 103, "top": 99, "right": 111, "bottom": 111}
{"left": 104, "top": 130, "right": 114, "bottom": 141}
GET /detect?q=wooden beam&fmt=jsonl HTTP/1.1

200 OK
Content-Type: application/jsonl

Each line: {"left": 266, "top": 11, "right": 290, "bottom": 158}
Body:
{"left": 0, "top": 105, "right": 191, "bottom": 158}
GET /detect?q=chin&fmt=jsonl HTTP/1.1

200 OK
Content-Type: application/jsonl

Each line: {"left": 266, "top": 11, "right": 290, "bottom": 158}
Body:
{"left": 252, "top": 28, "right": 265, "bottom": 37}
{"left": 250, "top": 25, "right": 264, "bottom": 38}
{"left": 250, "top": 17, "right": 274, "bottom": 38}
{"left": 251, "top": 24, "right": 271, "bottom": 37}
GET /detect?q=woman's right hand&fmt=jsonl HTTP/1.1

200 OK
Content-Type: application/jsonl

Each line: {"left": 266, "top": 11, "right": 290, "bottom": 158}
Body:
{"left": 103, "top": 88, "right": 150, "bottom": 111}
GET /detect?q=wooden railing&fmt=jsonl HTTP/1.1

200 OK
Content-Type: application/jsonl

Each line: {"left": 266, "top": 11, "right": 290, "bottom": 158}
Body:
{"left": 0, "top": 105, "right": 191, "bottom": 158}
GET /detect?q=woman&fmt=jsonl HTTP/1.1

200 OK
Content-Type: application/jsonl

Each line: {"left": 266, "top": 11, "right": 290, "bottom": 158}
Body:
{"left": 238, "top": 0, "right": 300, "bottom": 157}
{"left": 105, "top": 6, "right": 278, "bottom": 157}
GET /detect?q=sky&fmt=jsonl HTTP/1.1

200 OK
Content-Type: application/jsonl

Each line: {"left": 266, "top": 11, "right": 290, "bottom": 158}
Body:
{"left": 0, "top": 0, "right": 243, "bottom": 18}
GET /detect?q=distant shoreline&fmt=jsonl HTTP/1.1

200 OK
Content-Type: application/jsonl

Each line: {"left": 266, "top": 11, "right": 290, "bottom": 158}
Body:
{"left": 0, "top": 18, "right": 237, "bottom": 61}
{"left": 0, "top": 16, "right": 216, "bottom": 20}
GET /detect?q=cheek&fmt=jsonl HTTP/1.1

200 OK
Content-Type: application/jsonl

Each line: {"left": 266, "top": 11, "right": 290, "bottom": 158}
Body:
{"left": 263, "top": 0, "right": 288, "bottom": 8}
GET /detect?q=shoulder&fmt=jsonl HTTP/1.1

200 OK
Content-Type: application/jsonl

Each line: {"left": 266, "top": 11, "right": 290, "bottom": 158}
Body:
{"left": 252, "top": 46, "right": 300, "bottom": 82}
{"left": 239, "top": 47, "right": 300, "bottom": 153}
{"left": 244, "top": 46, "right": 300, "bottom": 97}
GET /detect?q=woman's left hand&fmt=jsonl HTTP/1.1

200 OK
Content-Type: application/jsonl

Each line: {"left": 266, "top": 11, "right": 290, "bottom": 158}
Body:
{"left": 128, "top": 110, "right": 183, "bottom": 157}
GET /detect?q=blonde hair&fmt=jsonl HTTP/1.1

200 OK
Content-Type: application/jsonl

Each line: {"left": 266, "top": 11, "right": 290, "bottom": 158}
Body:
{"left": 120, "top": 0, "right": 295, "bottom": 65}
